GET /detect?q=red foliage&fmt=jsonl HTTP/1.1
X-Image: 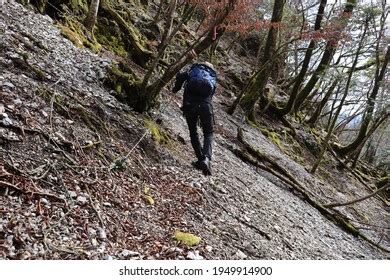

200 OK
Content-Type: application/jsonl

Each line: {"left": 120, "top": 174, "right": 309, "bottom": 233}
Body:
{"left": 186, "top": 0, "right": 267, "bottom": 35}
{"left": 298, "top": 7, "right": 354, "bottom": 44}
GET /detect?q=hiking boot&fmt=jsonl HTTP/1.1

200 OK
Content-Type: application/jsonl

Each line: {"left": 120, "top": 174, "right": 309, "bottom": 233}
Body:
{"left": 199, "top": 157, "right": 212, "bottom": 176}
{"left": 191, "top": 160, "right": 203, "bottom": 170}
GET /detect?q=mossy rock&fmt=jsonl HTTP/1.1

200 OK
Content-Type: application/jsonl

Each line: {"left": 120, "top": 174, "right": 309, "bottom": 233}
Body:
{"left": 59, "top": 25, "right": 84, "bottom": 47}
{"left": 260, "top": 128, "right": 283, "bottom": 150}
{"left": 58, "top": 24, "right": 101, "bottom": 53}
{"left": 144, "top": 119, "right": 172, "bottom": 146}
{"left": 96, "top": 18, "right": 128, "bottom": 57}
{"left": 96, "top": 34, "right": 128, "bottom": 57}
{"left": 173, "top": 231, "right": 201, "bottom": 247}
{"left": 105, "top": 63, "right": 142, "bottom": 105}
{"left": 99, "top": 0, "right": 154, "bottom": 66}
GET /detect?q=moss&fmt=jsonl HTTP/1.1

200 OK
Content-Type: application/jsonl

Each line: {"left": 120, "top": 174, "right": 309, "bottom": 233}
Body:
{"left": 268, "top": 132, "right": 283, "bottom": 149}
{"left": 99, "top": 0, "right": 153, "bottom": 66}
{"left": 106, "top": 63, "right": 142, "bottom": 104}
{"left": 115, "top": 83, "right": 123, "bottom": 94}
{"left": 144, "top": 195, "right": 155, "bottom": 205}
{"left": 69, "top": 0, "right": 89, "bottom": 15}
{"left": 21, "top": 52, "right": 29, "bottom": 61}
{"left": 36, "top": 0, "right": 47, "bottom": 13}
{"left": 144, "top": 119, "right": 172, "bottom": 146}
{"left": 95, "top": 34, "right": 127, "bottom": 57}
{"left": 309, "top": 127, "right": 323, "bottom": 146}
{"left": 16, "top": 0, "right": 30, "bottom": 5}
{"left": 245, "top": 116, "right": 259, "bottom": 128}
{"left": 173, "top": 231, "right": 201, "bottom": 247}
{"left": 260, "top": 128, "right": 283, "bottom": 150}
{"left": 31, "top": 65, "right": 46, "bottom": 81}
{"left": 58, "top": 23, "right": 101, "bottom": 53}
{"left": 83, "top": 39, "right": 102, "bottom": 53}
{"left": 59, "top": 25, "right": 84, "bottom": 47}
{"left": 294, "top": 111, "right": 306, "bottom": 123}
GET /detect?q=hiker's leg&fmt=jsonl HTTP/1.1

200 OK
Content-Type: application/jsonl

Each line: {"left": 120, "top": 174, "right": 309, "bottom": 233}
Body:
{"left": 199, "top": 103, "right": 214, "bottom": 160}
{"left": 185, "top": 109, "right": 203, "bottom": 160}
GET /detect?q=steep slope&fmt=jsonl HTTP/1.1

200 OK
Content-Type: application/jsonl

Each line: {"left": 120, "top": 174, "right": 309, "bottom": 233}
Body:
{"left": 0, "top": 1, "right": 388, "bottom": 259}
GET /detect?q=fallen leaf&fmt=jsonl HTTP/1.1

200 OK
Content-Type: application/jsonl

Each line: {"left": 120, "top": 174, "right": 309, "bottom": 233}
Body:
{"left": 144, "top": 195, "right": 154, "bottom": 205}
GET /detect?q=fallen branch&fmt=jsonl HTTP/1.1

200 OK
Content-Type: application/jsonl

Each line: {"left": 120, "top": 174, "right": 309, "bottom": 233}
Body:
{"left": 0, "top": 180, "right": 22, "bottom": 192}
{"left": 329, "top": 148, "right": 389, "bottom": 207}
{"left": 324, "top": 183, "right": 390, "bottom": 208}
{"left": 0, "top": 180, "right": 66, "bottom": 203}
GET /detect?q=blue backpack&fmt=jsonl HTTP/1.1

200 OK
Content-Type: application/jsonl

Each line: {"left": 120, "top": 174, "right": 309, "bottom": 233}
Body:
{"left": 186, "top": 64, "right": 217, "bottom": 98}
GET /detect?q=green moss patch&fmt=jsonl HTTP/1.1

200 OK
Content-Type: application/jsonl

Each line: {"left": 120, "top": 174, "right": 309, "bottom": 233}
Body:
{"left": 260, "top": 128, "right": 283, "bottom": 150}
{"left": 144, "top": 119, "right": 172, "bottom": 146}
{"left": 96, "top": 34, "right": 128, "bottom": 57}
{"left": 58, "top": 23, "right": 101, "bottom": 53}
{"left": 173, "top": 231, "right": 201, "bottom": 247}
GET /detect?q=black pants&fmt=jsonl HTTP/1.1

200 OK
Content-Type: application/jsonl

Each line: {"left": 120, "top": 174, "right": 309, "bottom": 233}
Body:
{"left": 184, "top": 102, "right": 214, "bottom": 161}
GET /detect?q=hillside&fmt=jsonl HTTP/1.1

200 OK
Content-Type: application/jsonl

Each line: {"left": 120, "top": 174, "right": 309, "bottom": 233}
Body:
{"left": 0, "top": 1, "right": 389, "bottom": 260}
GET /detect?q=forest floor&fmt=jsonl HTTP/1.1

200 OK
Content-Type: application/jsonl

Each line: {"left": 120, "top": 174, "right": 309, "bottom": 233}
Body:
{"left": 0, "top": 1, "right": 389, "bottom": 259}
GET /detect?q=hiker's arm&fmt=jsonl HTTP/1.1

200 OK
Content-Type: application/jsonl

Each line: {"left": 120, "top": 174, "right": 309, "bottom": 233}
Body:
{"left": 172, "top": 71, "right": 188, "bottom": 93}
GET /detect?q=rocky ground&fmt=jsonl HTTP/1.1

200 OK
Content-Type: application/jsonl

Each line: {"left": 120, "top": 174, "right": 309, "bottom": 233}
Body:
{"left": 0, "top": 1, "right": 389, "bottom": 259}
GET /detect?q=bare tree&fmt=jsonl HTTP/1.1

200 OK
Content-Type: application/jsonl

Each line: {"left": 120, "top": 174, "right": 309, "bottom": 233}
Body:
{"left": 336, "top": 46, "right": 389, "bottom": 157}
{"left": 85, "top": 0, "right": 100, "bottom": 35}
{"left": 277, "top": 0, "right": 328, "bottom": 116}
{"left": 230, "top": 0, "right": 286, "bottom": 121}
{"left": 311, "top": 15, "right": 369, "bottom": 174}
{"left": 291, "top": 0, "right": 356, "bottom": 114}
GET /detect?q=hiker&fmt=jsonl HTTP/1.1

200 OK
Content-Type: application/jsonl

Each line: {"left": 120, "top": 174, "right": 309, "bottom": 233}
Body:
{"left": 172, "top": 61, "right": 217, "bottom": 176}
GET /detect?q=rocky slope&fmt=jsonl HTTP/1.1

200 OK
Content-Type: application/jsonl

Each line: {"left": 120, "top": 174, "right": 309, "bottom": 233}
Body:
{"left": 0, "top": 1, "right": 388, "bottom": 259}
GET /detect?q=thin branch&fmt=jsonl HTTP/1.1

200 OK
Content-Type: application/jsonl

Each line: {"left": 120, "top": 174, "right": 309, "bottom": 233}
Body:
{"left": 323, "top": 183, "right": 389, "bottom": 208}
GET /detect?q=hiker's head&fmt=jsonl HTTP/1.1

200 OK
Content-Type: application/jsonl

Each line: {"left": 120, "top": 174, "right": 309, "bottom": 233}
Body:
{"left": 199, "top": 61, "right": 215, "bottom": 71}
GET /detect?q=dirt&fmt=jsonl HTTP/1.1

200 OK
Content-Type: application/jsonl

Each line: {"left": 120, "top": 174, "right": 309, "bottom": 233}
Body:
{"left": 0, "top": 1, "right": 389, "bottom": 260}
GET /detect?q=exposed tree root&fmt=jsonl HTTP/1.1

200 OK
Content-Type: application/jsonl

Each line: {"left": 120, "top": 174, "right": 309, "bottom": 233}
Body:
{"left": 324, "top": 183, "right": 389, "bottom": 208}
{"left": 232, "top": 128, "right": 390, "bottom": 253}
{"left": 329, "top": 148, "right": 389, "bottom": 207}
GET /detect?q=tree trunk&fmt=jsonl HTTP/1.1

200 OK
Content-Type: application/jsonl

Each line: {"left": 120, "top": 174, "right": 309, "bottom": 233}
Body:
{"left": 307, "top": 79, "right": 338, "bottom": 126}
{"left": 291, "top": 0, "right": 356, "bottom": 113}
{"left": 363, "top": 121, "right": 387, "bottom": 164}
{"left": 154, "top": 0, "right": 167, "bottom": 23}
{"left": 141, "top": 0, "right": 177, "bottom": 89}
{"left": 84, "top": 0, "right": 100, "bottom": 35}
{"left": 134, "top": 1, "right": 237, "bottom": 112}
{"left": 236, "top": 0, "right": 285, "bottom": 121}
{"left": 347, "top": 112, "right": 389, "bottom": 165}
{"left": 136, "top": 27, "right": 225, "bottom": 112}
{"left": 277, "top": 0, "right": 327, "bottom": 115}
{"left": 311, "top": 16, "right": 367, "bottom": 174}
{"left": 336, "top": 46, "right": 390, "bottom": 157}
